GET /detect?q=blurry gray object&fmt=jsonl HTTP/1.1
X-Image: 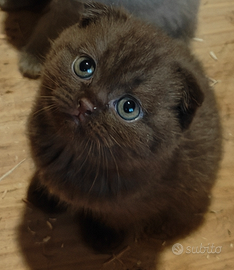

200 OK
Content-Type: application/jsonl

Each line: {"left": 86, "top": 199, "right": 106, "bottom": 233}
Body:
{"left": 84, "top": 0, "right": 201, "bottom": 39}
{"left": 0, "top": 0, "right": 200, "bottom": 39}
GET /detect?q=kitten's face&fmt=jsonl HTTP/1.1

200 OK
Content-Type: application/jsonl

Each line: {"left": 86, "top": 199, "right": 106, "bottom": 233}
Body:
{"left": 36, "top": 5, "right": 203, "bottom": 199}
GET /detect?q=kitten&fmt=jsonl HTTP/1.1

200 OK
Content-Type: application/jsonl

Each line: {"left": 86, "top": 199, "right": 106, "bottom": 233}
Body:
{"left": 24, "top": 3, "right": 222, "bottom": 253}
{"left": 0, "top": 0, "right": 200, "bottom": 78}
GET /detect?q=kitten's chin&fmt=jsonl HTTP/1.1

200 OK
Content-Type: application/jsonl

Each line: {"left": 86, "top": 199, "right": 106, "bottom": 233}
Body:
{"left": 62, "top": 111, "right": 84, "bottom": 127}
{"left": 60, "top": 113, "right": 80, "bottom": 127}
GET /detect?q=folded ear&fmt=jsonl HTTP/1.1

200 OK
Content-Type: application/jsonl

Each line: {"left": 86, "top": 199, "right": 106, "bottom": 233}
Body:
{"left": 176, "top": 64, "right": 205, "bottom": 130}
{"left": 79, "top": 2, "right": 108, "bottom": 27}
{"left": 79, "top": 2, "right": 128, "bottom": 28}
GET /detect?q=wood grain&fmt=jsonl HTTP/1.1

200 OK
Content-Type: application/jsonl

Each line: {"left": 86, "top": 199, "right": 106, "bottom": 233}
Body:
{"left": 0, "top": 0, "right": 233, "bottom": 269}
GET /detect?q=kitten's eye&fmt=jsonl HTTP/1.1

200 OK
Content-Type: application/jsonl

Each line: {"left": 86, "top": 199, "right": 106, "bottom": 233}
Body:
{"left": 73, "top": 56, "right": 96, "bottom": 79}
{"left": 116, "top": 96, "right": 142, "bottom": 121}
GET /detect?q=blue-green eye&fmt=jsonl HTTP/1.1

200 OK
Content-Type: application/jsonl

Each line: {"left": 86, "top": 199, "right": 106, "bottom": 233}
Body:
{"left": 116, "top": 96, "right": 142, "bottom": 121}
{"left": 73, "top": 56, "right": 96, "bottom": 79}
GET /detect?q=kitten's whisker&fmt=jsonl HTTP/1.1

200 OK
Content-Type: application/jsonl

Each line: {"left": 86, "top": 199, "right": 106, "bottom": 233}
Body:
{"left": 41, "top": 84, "right": 56, "bottom": 92}
{"left": 76, "top": 140, "right": 93, "bottom": 174}
{"left": 53, "top": 90, "right": 74, "bottom": 109}
{"left": 102, "top": 144, "right": 109, "bottom": 185}
{"left": 43, "top": 72, "right": 61, "bottom": 89}
{"left": 103, "top": 137, "right": 120, "bottom": 185}
{"left": 36, "top": 50, "right": 47, "bottom": 62}
{"left": 42, "top": 74, "right": 75, "bottom": 103}
{"left": 60, "top": 89, "right": 76, "bottom": 102}
{"left": 33, "top": 104, "right": 58, "bottom": 117}
{"left": 79, "top": 140, "right": 97, "bottom": 186}
{"left": 108, "top": 133, "right": 123, "bottom": 149}
{"left": 38, "top": 96, "right": 54, "bottom": 102}
{"left": 88, "top": 140, "right": 101, "bottom": 194}
{"left": 38, "top": 95, "right": 53, "bottom": 99}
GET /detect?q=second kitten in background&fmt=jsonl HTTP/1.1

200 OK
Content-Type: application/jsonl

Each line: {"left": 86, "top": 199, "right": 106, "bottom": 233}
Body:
{"left": 86, "top": 0, "right": 201, "bottom": 40}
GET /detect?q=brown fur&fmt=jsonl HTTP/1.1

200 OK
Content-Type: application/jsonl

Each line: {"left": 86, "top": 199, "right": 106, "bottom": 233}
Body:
{"left": 26, "top": 4, "right": 222, "bottom": 253}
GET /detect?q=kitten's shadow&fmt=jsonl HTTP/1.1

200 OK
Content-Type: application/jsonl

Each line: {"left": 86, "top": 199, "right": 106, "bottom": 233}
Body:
{"left": 17, "top": 203, "right": 163, "bottom": 270}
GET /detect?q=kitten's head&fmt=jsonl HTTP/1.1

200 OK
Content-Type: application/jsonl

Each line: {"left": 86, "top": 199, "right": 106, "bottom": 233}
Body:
{"left": 35, "top": 3, "right": 205, "bottom": 201}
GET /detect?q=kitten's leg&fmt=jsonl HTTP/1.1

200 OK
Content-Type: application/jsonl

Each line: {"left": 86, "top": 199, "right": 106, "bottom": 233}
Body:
{"left": 18, "top": 0, "right": 83, "bottom": 78}
{"left": 18, "top": 3, "right": 58, "bottom": 79}
{"left": 27, "top": 172, "right": 67, "bottom": 213}
{"left": 77, "top": 210, "right": 126, "bottom": 254}
{"left": 19, "top": 49, "right": 43, "bottom": 79}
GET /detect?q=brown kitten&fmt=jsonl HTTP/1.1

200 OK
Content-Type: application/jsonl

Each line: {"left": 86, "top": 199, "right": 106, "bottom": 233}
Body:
{"left": 26, "top": 3, "right": 222, "bottom": 253}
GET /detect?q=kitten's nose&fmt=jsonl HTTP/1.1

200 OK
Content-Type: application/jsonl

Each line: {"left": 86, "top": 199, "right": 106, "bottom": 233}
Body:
{"left": 78, "top": 98, "right": 94, "bottom": 115}
{"left": 75, "top": 98, "right": 95, "bottom": 122}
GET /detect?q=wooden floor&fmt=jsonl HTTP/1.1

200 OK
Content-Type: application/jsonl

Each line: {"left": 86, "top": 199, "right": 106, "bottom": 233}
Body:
{"left": 0, "top": 0, "right": 234, "bottom": 269}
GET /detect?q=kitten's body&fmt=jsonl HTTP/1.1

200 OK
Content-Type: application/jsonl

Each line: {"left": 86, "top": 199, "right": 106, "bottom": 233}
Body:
{"left": 1, "top": 0, "right": 221, "bottom": 256}
{"left": 25, "top": 3, "right": 221, "bottom": 252}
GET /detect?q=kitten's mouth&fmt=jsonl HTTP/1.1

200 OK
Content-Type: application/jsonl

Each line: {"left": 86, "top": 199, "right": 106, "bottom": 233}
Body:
{"left": 71, "top": 97, "right": 95, "bottom": 124}
{"left": 72, "top": 111, "right": 92, "bottom": 124}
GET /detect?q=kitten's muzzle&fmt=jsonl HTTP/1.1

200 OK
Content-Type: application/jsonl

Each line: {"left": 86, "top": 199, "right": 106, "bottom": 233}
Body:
{"left": 72, "top": 98, "right": 95, "bottom": 123}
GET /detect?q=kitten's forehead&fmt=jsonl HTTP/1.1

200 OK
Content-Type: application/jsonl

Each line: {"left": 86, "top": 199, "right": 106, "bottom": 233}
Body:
{"left": 65, "top": 12, "right": 171, "bottom": 69}
{"left": 50, "top": 9, "right": 178, "bottom": 106}
{"left": 83, "top": 21, "right": 169, "bottom": 85}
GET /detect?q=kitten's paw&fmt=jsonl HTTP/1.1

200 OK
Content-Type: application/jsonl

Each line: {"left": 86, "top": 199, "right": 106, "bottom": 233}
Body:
{"left": 78, "top": 212, "right": 126, "bottom": 254}
{"left": 27, "top": 173, "right": 68, "bottom": 214}
{"left": 19, "top": 51, "right": 42, "bottom": 79}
